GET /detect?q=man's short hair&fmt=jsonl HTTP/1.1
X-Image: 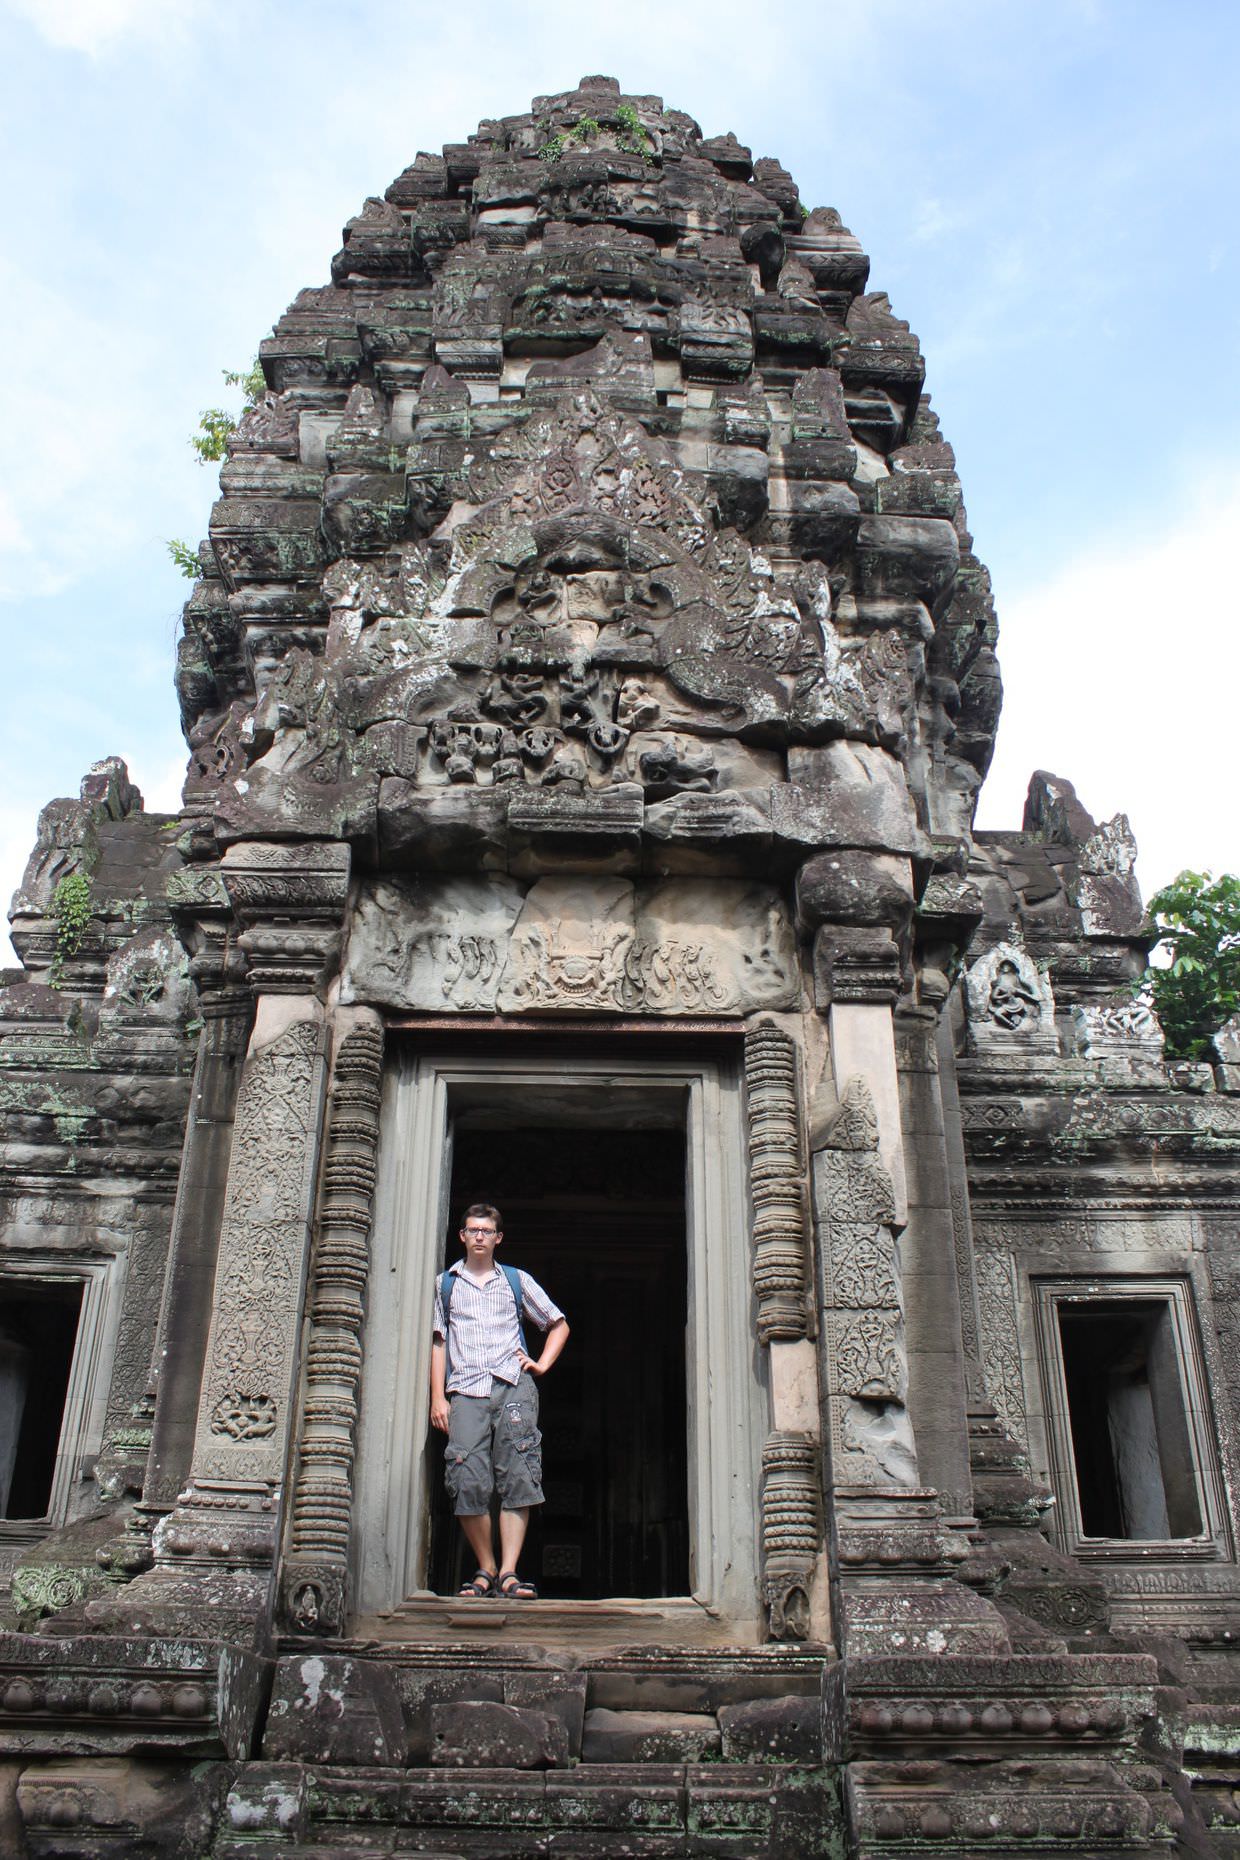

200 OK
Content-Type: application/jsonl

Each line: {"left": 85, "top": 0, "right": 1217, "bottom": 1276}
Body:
{"left": 461, "top": 1202, "right": 502, "bottom": 1232}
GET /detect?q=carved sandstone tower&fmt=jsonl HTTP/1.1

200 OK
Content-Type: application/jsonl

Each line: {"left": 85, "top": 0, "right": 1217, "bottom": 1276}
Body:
{"left": 2, "top": 74, "right": 1239, "bottom": 1860}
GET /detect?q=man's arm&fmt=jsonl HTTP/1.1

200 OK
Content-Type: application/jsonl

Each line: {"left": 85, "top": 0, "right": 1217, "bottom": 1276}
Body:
{"left": 519, "top": 1316, "right": 569, "bottom": 1379}
{"left": 430, "top": 1337, "right": 450, "bottom": 1433}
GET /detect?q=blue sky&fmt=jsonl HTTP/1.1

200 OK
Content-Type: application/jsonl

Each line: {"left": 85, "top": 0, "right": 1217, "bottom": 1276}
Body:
{"left": 2, "top": 0, "right": 1237, "bottom": 958}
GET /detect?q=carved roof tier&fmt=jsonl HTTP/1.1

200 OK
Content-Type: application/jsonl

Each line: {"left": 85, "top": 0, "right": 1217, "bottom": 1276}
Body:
{"left": 174, "top": 76, "right": 1002, "bottom": 876}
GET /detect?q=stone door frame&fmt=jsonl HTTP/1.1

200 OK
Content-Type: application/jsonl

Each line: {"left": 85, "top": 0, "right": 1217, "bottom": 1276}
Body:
{"left": 352, "top": 1035, "right": 767, "bottom": 1634}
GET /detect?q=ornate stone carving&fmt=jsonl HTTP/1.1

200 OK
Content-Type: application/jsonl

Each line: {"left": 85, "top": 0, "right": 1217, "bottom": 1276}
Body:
{"left": 221, "top": 841, "right": 351, "bottom": 995}
{"left": 1071, "top": 997, "right": 1164, "bottom": 1059}
{"left": 193, "top": 1015, "right": 327, "bottom": 1487}
{"left": 760, "top": 1430, "right": 820, "bottom": 1640}
{"left": 963, "top": 942, "right": 1057, "bottom": 1055}
{"left": 973, "top": 1245, "right": 1029, "bottom": 1451}
{"left": 343, "top": 875, "right": 798, "bottom": 1016}
{"left": 812, "top": 1078, "right": 917, "bottom": 1488}
{"left": 282, "top": 1015, "right": 384, "bottom": 1634}
{"left": 744, "top": 1022, "right": 809, "bottom": 1342}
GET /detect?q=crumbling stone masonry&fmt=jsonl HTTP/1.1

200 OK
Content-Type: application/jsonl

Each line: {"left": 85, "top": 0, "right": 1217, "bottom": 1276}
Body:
{"left": 2, "top": 74, "right": 1239, "bottom": 1860}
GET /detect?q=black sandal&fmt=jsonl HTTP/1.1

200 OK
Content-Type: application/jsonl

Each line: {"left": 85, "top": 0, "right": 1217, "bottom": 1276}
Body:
{"left": 459, "top": 1570, "right": 497, "bottom": 1597}
{"left": 497, "top": 1570, "right": 537, "bottom": 1600}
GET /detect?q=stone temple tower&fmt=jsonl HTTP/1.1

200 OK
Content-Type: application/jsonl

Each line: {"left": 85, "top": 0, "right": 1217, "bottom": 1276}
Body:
{"left": 2, "top": 73, "right": 1240, "bottom": 1860}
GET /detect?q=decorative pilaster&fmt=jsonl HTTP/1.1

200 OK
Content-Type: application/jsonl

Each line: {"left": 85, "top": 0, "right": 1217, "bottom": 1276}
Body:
{"left": 761, "top": 1431, "right": 821, "bottom": 1641}
{"left": 743, "top": 1020, "right": 808, "bottom": 1342}
{"left": 90, "top": 842, "right": 349, "bottom": 1645}
{"left": 811, "top": 1072, "right": 1008, "bottom": 1656}
{"left": 280, "top": 1011, "right": 384, "bottom": 1634}
{"left": 745, "top": 1020, "right": 831, "bottom": 1642}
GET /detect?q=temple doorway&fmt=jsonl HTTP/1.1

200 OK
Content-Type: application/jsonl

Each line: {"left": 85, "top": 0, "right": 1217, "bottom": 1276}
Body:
{"left": 355, "top": 1037, "right": 765, "bottom": 1634}
{"left": 429, "top": 1124, "right": 689, "bottom": 1600}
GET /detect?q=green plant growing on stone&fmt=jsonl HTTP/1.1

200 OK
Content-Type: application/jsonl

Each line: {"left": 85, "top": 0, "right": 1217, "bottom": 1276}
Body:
{"left": 538, "top": 113, "right": 605, "bottom": 162}
{"left": 49, "top": 873, "right": 92, "bottom": 987}
{"left": 189, "top": 359, "right": 266, "bottom": 464}
{"left": 1139, "top": 869, "right": 1240, "bottom": 1060}
{"left": 167, "top": 537, "right": 200, "bottom": 580}
{"left": 615, "top": 102, "right": 654, "bottom": 164}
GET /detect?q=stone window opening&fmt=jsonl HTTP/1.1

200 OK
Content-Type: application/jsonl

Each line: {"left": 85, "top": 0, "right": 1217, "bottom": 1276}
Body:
{"left": 1034, "top": 1278, "right": 1229, "bottom": 1560}
{"left": 0, "top": 1279, "right": 84, "bottom": 1521}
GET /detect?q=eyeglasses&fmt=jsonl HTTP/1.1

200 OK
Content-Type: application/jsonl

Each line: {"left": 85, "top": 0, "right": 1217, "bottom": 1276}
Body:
{"left": 463, "top": 1227, "right": 498, "bottom": 1238}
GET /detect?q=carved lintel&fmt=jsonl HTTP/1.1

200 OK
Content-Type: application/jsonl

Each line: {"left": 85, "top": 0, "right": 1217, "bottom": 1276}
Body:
{"left": 280, "top": 1013, "right": 384, "bottom": 1635}
{"left": 744, "top": 1021, "right": 809, "bottom": 1342}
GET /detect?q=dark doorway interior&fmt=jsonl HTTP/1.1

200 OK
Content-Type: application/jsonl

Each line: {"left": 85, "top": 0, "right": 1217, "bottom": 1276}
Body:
{"left": 1059, "top": 1300, "right": 1202, "bottom": 1539}
{"left": 429, "top": 1123, "right": 689, "bottom": 1600}
{"left": 0, "top": 1280, "right": 83, "bottom": 1520}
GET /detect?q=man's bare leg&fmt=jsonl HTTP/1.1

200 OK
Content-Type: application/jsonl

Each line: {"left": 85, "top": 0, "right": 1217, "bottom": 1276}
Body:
{"left": 458, "top": 1512, "right": 497, "bottom": 1582}
{"left": 497, "top": 1507, "right": 529, "bottom": 1587}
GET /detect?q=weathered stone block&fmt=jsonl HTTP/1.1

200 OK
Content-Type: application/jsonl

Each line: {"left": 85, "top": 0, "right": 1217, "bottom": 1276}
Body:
{"left": 796, "top": 850, "right": 914, "bottom": 930}
{"left": 507, "top": 784, "right": 644, "bottom": 876}
{"left": 779, "top": 743, "right": 921, "bottom": 854}
{"left": 581, "top": 1705, "right": 721, "bottom": 1762}
{"left": 856, "top": 513, "right": 959, "bottom": 603}
{"left": 377, "top": 779, "right": 510, "bottom": 870}
{"left": 505, "top": 1670, "right": 588, "bottom": 1755}
{"left": 18, "top": 1755, "right": 228, "bottom": 1859}
{"left": 262, "top": 1654, "right": 405, "bottom": 1765}
{"left": 718, "top": 1693, "right": 822, "bottom": 1762}
{"left": 391, "top": 1669, "right": 505, "bottom": 1765}
{"left": 430, "top": 1698, "right": 570, "bottom": 1768}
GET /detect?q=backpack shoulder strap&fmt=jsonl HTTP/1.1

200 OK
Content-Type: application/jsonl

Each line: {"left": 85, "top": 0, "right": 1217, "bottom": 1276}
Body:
{"left": 500, "top": 1263, "right": 529, "bottom": 1355}
{"left": 438, "top": 1270, "right": 453, "bottom": 1377}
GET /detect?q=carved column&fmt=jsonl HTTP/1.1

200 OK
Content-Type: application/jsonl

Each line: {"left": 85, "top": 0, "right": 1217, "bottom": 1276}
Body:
{"left": 141, "top": 884, "right": 253, "bottom": 1518}
{"left": 744, "top": 1019, "right": 828, "bottom": 1641}
{"left": 894, "top": 997, "right": 974, "bottom": 1519}
{"left": 280, "top": 1008, "right": 384, "bottom": 1635}
{"left": 744, "top": 1021, "right": 809, "bottom": 1342}
{"left": 761, "top": 1431, "right": 821, "bottom": 1641}
{"left": 803, "top": 890, "right": 1008, "bottom": 1656}
{"left": 100, "top": 842, "right": 349, "bottom": 1646}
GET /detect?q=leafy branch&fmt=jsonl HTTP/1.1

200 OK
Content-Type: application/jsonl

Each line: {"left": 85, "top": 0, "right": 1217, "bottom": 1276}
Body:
{"left": 1138, "top": 869, "right": 1240, "bottom": 1059}
{"left": 49, "top": 873, "right": 92, "bottom": 988}
{"left": 189, "top": 359, "right": 266, "bottom": 464}
{"left": 168, "top": 359, "right": 266, "bottom": 579}
{"left": 167, "top": 538, "right": 200, "bottom": 580}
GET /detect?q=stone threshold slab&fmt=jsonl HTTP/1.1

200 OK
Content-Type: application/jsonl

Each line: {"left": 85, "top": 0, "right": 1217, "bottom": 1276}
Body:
{"left": 346, "top": 1595, "right": 756, "bottom": 1651}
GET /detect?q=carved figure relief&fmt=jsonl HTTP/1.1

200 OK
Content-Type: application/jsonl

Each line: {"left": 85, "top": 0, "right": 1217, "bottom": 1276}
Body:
{"left": 963, "top": 943, "right": 1057, "bottom": 1054}
{"left": 1072, "top": 997, "right": 1165, "bottom": 1058}
{"left": 343, "top": 876, "right": 797, "bottom": 1017}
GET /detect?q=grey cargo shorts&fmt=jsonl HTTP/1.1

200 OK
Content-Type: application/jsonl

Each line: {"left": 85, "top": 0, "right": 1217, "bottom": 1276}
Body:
{"left": 444, "top": 1372, "right": 543, "bottom": 1515}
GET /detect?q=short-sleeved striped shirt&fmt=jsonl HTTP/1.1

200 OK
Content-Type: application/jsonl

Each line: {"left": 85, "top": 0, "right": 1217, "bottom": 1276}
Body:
{"left": 432, "top": 1261, "right": 565, "bottom": 1396}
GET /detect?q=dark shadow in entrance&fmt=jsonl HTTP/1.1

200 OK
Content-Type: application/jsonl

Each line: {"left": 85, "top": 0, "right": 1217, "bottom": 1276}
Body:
{"left": 429, "top": 1123, "right": 688, "bottom": 1601}
{"left": 0, "top": 1281, "right": 83, "bottom": 1520}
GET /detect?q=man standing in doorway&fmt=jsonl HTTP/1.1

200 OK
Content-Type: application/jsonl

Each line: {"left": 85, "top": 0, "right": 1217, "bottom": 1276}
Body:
{"left": 430, "top": 1203, "right": 569, "bottom": 1600}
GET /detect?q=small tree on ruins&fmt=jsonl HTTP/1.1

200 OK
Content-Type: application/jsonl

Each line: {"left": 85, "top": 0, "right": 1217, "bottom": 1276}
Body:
{"left": 1141, "top": 869, "right": 1240, "bottom": 1060}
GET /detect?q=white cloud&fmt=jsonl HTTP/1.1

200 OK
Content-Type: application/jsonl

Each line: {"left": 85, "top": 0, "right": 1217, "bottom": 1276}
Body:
{"left": 0, "top": 261, "right": 201, "bottom": 601}
{"left": 2, "top": 0, "right": 202, "bottom": 55}
{"left": 976, "top": 460, "right": 1240, "bottom": 898}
